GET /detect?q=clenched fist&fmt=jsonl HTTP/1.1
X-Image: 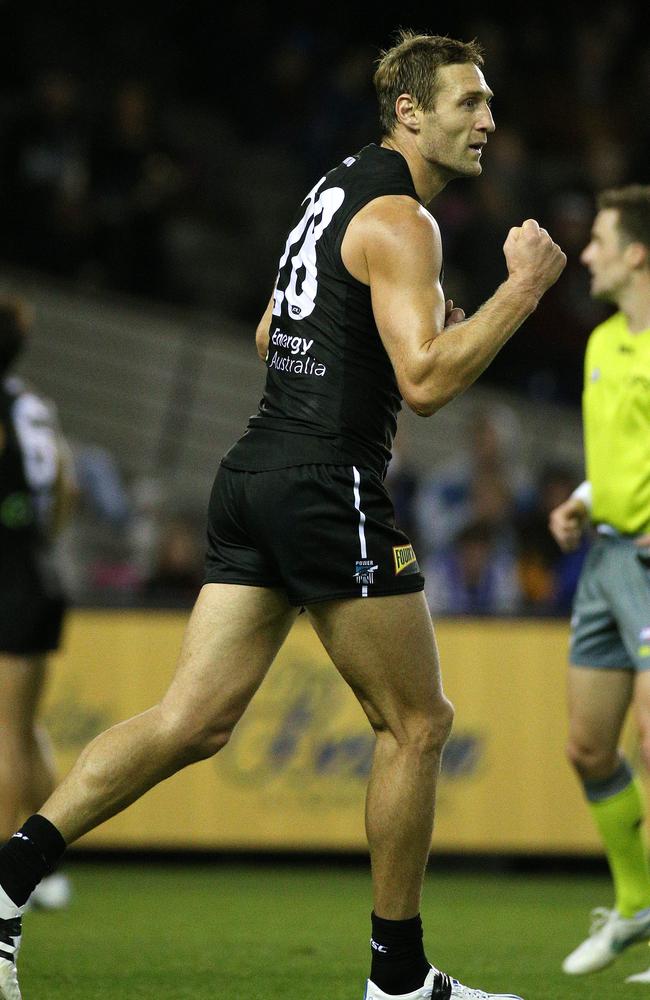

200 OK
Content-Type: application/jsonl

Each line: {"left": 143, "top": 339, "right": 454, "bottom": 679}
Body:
{"left": 504, "top": 218, "right": 567, "bottom": 301}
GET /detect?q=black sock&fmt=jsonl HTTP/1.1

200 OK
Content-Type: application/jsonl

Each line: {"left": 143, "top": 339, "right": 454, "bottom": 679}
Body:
{"left": 0, "top": 815, "right": 67, "bottom": 906}
{"left": 370, "top": 911, "right": 431, "bottom": 994}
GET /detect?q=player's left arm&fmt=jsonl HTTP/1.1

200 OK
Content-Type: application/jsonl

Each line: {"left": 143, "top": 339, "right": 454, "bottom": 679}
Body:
{"left": 255, "top": 294, "right": 275, "bottom": 362}
{"left": 50, "top": 432, "right": 78, "bottom": 537}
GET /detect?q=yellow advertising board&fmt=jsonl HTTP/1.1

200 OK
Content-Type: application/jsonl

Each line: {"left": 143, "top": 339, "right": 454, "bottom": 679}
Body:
{"left": 43, "top": 611, "right": 628, "bottom": 854}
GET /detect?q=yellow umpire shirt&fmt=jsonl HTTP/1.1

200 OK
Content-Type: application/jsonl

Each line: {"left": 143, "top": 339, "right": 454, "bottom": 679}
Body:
{"left": 583, "top": 311, "right": 650, "bottom": 534}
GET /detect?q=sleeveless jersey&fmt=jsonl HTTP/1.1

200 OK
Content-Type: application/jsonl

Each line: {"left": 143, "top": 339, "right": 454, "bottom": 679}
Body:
{"left": 583, "top": 312, "right": 650, "bottom": 533}
{"left": 222, "top": 144, "right": 421, "bottom": 478}
{"left": 0, "top": 375, "right": 61, "bottom": 553}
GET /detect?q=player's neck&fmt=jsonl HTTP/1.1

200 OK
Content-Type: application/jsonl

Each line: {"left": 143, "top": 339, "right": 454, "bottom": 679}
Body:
{"left": 619, "top": 280, "right": 650, "bottom": 334}
{"left": 380, "top": 135, "right": 448, "bottom": 204}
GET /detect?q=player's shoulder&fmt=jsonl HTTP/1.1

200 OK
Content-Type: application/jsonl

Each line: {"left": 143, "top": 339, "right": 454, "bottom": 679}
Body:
{"left": 5, "top": 374, "right": 38, "bottom": 401}
{"left": 354, "top": 195, "right": 439, "bottom": 242}
{"left": 587, "top": 312, "right": 627, "bottom": 350}
{"left": 325, "top": 143, "right": 419, "bottom": 201}
{"left": 3, "top": 374, "right": 27, "bottom": 400}
{"left": 4, "top": 375, "right": 56, "bottom": 417}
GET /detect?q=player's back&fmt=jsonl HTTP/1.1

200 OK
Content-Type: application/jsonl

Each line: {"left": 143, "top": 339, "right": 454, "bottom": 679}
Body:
{"left": 0, "top": 375, "right": 61, "bottom": 565}
{"left": 224, "top": 144, "right": 421, "bottom": 479}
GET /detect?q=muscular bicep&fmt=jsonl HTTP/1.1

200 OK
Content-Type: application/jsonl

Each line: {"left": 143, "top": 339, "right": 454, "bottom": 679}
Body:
{"left": 345, "top": 198, "right": 446, "bottom": 412}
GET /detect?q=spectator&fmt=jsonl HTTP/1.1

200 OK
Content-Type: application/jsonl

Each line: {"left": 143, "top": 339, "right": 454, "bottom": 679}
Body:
{"left": 424, "top": 520, "right": 522, "bottom": 616}
{"left": 142, "top": 516, "right": 203, "bottom": 607}
{"left": 1, "top": 71, "right": 90, "bottom": 275}
{"left": 415, "top": 402, "right": 533, "bottom": 559}
{"left": 516, "top": 463, "right": 589, "bottom": 614}
{"left": 89, "top": 81, "right": 183, "bottom": 298}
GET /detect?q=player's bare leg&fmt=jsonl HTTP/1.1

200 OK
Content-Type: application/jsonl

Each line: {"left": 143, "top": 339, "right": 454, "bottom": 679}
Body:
{"left": 310, "top": 591, "right": 522, "bottom": 999}
{"left": 41, "top": 584, "right": 296, "bottom": 842}
{"left": 310, "top": 591, "right": 449, "bottom": 996}
{"left": 564, "top": 665, "right": 650, "bottom": 976}
{"left": 309, "top": 590, "right": 452, "bottom": 922}
{"left": 621, "top": 670, "right": 650, "bottom": 984}
{"left": 566, "top": 666, "right": 632, "bottom": 782}
{"left": 0, "top": 655, "right": 53, "bottom": 840}
{"left": 0, "top": 654, "right": 69, "bottom": 911}
{"left": 0, "top": 584, "right": 296, "bottom": 1000}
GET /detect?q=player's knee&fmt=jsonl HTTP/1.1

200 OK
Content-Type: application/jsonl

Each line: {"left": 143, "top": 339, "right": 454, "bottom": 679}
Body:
{"left": 439, "top": 696, "right": 455, "bottom": 743}
{"left": 184, "top": 720, "right": 234, "bottom": 763}
{"left": 433, "top": 695, "right": 454, "bottom": 744}
{"left": 406, "top": 697, "right": 454, "bottom": 757}
{"left": 188, "top": 726, "right": 232, "bottom": 762}
{"left": 163, "top": 708, "right": 234, "bottom": 764}
{"left": 566, "top": 737, "right": 615, "bottom": 778}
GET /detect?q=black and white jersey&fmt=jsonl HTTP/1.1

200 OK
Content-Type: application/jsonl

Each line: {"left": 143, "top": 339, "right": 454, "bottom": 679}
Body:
{"left": 223, "top": 144, "right": 421, "bottom": 479}
{"left": 0, "top": 376, "right": 67, "bottom": 652}
{"left": 0, "top": 375, "right": 60, "bottom": 550}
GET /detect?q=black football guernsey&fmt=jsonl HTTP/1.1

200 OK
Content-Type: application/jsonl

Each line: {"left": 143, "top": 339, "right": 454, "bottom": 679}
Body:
{"left": 0, "top": 375, "right": 60, "bottom": 560}
{"left": 222, "top": 144, "right": 422, "bottom": 479}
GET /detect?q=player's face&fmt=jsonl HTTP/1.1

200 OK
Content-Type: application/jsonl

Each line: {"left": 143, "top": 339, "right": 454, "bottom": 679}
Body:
{"left": 417, "top": 63, "right": 495, "bottom": 179}
{"left": 581, "top": 209, "right": 630, "bottom": 302}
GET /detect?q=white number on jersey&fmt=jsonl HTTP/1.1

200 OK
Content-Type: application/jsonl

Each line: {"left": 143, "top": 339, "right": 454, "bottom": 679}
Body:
{"left": 12, "top": 392, "right": 59, "bottom": 491}
{"left": 273, "top": 178, "right": 345, "bottom": 320}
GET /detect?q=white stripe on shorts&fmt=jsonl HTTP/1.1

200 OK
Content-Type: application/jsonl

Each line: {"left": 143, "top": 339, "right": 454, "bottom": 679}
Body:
{"left": 352, "top": 465, "right": 368, "bottom": 597}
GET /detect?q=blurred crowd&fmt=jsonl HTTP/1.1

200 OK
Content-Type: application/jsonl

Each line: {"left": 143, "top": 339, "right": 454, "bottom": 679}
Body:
{"left": 387, "top": 404, "right": 588, "bottom": 617}
{"left": 1, "top": 3, "right": 647, "bottom": 403}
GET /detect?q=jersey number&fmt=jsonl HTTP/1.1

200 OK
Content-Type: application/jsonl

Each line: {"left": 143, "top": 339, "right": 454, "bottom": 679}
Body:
{"left": 12, "top": 393, "right": 59, "bottom": 491}
{"left": 273, "top": 179, "right": 345, "bottom": 320}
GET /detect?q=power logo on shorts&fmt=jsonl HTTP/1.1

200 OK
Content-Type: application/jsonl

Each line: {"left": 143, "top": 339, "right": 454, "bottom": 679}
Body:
{"left": 393, "top": 544, "right": 419, "bottom": 575}
{"left": 354, "top": 559, "right": 378, "bottom": 586}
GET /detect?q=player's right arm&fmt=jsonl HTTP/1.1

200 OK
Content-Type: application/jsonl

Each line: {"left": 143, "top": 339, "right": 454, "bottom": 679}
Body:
{"left": 549, "top": 496, "right": 589, "bottom": 552}
{"left": 342, "top": 196, "right": 566, "bottom": 416}
{"left": 255, "top": 294, "right": 275, "bottom": 362}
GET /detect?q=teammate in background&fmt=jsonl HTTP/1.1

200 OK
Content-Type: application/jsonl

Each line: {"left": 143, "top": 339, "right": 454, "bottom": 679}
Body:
{"left": 0, "top": 32, "right": 565, "bottom": 1000}
{"left": 0, "top": 297, "right": 75, "bottom": 913}
{"left": 549, "top": 186, "right": 650, "bottom": 983}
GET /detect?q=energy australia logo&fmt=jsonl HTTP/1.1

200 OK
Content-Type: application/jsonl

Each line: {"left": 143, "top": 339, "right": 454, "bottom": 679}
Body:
{"left": 353, "top": 559, "right": 378, "bottom": 586}
{"left": 267, "top": 327, "right": 327, "bottom": 377}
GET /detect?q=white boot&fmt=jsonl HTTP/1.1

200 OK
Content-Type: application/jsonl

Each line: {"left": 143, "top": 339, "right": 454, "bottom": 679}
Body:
{"left": 0, "top": 885, "right": 25, "bottom": 1000}
{"left": 364, "top": 965, "right": 524, "bottom": 999}
{"left": 562, "top": 907, "right": 650, "bottom": 975}
{"left": 30, "top": 873, "right": 72, "bottom": 911}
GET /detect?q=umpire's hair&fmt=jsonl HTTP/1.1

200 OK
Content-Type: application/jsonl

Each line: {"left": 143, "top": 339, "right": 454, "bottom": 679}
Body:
{"left": 598, "top": 185, "right": 650, "bottom": 255}
{"left": 0, "top": 296, "right": 29, "bottom": 375}
{"left": 374, "top": 30, "right": 484, "bottom": 136}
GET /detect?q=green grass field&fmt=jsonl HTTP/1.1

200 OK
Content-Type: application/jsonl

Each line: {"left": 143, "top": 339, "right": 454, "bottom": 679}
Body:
{"left": 17, "top": 860, "right": 650, "bottom": 998}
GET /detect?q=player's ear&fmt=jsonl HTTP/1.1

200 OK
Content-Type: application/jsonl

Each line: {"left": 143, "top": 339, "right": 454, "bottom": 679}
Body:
{"left": 394, "top": 93, "right": 420, "bottom": 132}
{"left": 624, "top": 241, "right": 648, "bottom": 271}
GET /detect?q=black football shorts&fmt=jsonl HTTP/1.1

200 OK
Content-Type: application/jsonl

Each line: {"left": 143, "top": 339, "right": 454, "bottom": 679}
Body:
{"left": 204, "top": 463, "right": 424, "bottom": 606}
{"left": 0, "top": 556, "right": 66, "bottom": 655}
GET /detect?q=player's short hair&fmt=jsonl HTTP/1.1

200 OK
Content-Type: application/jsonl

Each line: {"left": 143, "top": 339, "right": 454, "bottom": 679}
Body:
{"left": 598, "top": 185, "right": 650, "bottom": 255}
{"left": 374, "top": 30, "right": 484, "bottom": 136}
{"left": 0, "top": 296, "right": 29, "bottom": 375}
